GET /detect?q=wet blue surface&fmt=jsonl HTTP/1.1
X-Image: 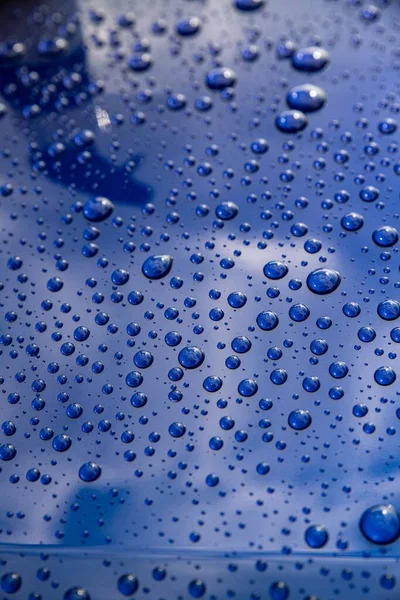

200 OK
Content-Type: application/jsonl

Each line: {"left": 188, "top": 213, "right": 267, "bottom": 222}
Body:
{"left": 0, "top": 0, "right": 399, "bottom": 598}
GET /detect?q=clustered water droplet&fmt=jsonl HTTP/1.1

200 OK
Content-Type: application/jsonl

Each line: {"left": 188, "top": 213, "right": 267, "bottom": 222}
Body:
{"left": 0, "top": 0, "right": 398, "bottom": 597}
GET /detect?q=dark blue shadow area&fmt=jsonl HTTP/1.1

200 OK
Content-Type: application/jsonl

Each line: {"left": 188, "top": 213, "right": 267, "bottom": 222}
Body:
{"left": 0, "top": 2, "right": 152, "bottom": 206}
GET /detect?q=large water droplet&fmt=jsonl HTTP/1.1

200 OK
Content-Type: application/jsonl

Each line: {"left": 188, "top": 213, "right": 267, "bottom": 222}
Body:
{"left": 374, "top": 366, "right": 396, "bottom": 386}
{"left": 377, "top": 299, "right": 400, "bottom": 321}
{"left": 118, "top": 574, "right": 139, "bottom": 596}
{"left": 360, "top": 504, "right": 400, "bottom": 545}
{"left": 206, "top": 67, "right": 237, "bottom": 90}
{"left": 287, "top": 84, "right": 327, "bottom": 112}
{"left": 234, "top": 0, "right": 265, "bottom": 10}
{"left": 178, "top": 346, "right": 205, "bottom": 369}
{"left": 372, "top": 226, "right": 398, "bottom": 247}
{"left": 215, "top": 201, "right": 239, "bottom": 220}
{"left": 256, "top": 311, "right": 279, "bottom": 331}
{"left": 78, "top": 462, "right": 102, "bottom": 482}
{"left": 306, "top": 268, "right": 341, "bottom": 295}
{"left": 82, "top": 197, "right": 114, "bottom": 222}
{"left": 288, "top": 409, "right": 312, "bottom": 430}
{"left": 1, "top": 573, "right": 22, "bottom": 594}
{"left": 64, "top": 588, "right": 91, "bottom": 600}
{"left": 142, "top": 255, "right": 173, "bottom": 279}
{"left": 176, "top": 17, "right": 201, "bottom": 36}
{"left": 275, "top": 110, "right": 308, "bottom": 133}
{"left": 292, "top": 46, "right": 330, "bottom": 72}
{"left": 304, "top": 524, "right": 328, "bottom": 548}
{"left": 263, "top": 260, "right": 288, "bottom": 279}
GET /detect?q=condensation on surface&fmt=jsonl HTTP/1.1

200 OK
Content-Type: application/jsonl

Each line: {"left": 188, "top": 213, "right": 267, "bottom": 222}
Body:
{"left": 0, "top": 0, "right": 399, "bottom": 598}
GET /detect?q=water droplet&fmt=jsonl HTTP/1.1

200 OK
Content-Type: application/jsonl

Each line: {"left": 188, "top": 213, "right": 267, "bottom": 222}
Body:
{"left": 289, "top": 303, "right": 310, "bottom": 322}
{"left": 206, "top": 68, "right": 237, "bottom": 90}
{"left": 82, "top": 197, "right": 114, "bottom": 222}
{"left": 129, "top": 53, "right": 153, "bottom": 72}
{"left": 64, "top": 588, "right": 91, "bottom": 600}
{"left": 176, "top": 17, "right": 201, "bottom": 37}
{"left": 263, "top": 260, "right": 288, "bottom": 279}
{"left": 178, "top": 346, "right": 205, "bottom": 369}
{"left": 305, "top": 524, "right": 329, "bottom": 548}
{"left": 287, "top": 84, "right": 327, "bottom": 112}
{"left": 377, "top": 299, "right": 400, "bottom": 321}
{"left": 341, "top": 212, "right": 364, "bottom": 232}
{"left": 269, "top": 581, "right": 290, "bottom": 600}
{"left": 378, "top": 118, "right": 397, "bottom": 134}
{"left": 168, "top": 422, "right": 186, "bottom": 438}
{"left": 78, "top": 462, "right": 102, "bottom": 482}
{"left": 234, "top": 0, "right": 265, "bottom": 10}
{"left": 372, "top": 226, "right": 398, "bottom": 247}
{"left": 292, "top": 46, "right": 330, "bottom": 72}
{"left": 1, "top": 573, "right": 22, "bottom": 594}
{"left": 142, "top": 255, "right": 173, "bottom": 279}
{"left": 360, "top": 185, "right": 379, "bottom": 202}
{"left": 256, "top": 311, "right": 279, "bottom": 331}
{"left": 227, "top": 291, "right": 247, "bottom": 308}
{"left": 188, "top": 579, "right": 206, "bottom": 598}
{"left": 306, "top": 268, "right": 341, "bottom": 295}
{"left": 374, "top": 366, "right": 396, "bottom": 386}
{"left": 360, "top": 504, "right": 400, "bottom": 544}
{"left": 118, "top": 574, "right": 139, "bottom": 596}
{"left": 275, "top": 110, "right": 308, "bottom": 133}
{"left": 288, "top": 409, "right": 312, "bottom": 430}
{"left": 0, "top": 444, "right": 17, "bottom": 461}
{"left": 238, "top": 378, "right": 258, "bottom": 397}
{"left": 215, "top": 201, "right": 239, "bottom": 220}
